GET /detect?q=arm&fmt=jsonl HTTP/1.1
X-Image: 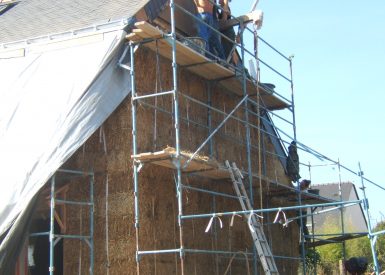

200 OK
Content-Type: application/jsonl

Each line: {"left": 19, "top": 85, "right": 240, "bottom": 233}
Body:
{"left": 223, "top": 0, "right": 230, "bottom": 14}
{"left": 219, "top": 0, "right": 231, "bottom": 22}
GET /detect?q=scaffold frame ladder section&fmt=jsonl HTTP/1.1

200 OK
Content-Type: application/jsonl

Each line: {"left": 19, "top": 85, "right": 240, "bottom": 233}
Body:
{"left": 226, "top": 161, "right": 279, "bottom": 275}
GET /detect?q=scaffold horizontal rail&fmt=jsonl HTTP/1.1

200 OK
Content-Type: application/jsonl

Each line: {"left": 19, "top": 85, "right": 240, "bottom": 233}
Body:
{"left": 180, "top": 199, "right": 363, "bottom": 220}
{"left": 132, "top": 90, "right": 175, "bottom": 100}
{"left": 55, "top": 199, "right": 93, "bottom": 206}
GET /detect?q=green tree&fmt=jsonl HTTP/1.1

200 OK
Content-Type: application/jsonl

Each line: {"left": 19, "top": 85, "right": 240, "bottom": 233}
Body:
{"left": 315, "top": 216, "right": 344, "bottom": 273}
{"left": 374, "top": 221, "right": 385, "bottom": 271}
{"left": 346, "top": 236, "right": 371, "bottom": 259}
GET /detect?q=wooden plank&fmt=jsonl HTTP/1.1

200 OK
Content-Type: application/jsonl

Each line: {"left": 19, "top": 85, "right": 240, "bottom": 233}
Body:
{"left": 135, "top": 21, "right": 164, "bottom": 37}
{"left": 145, "top": 40, "right": 195, "bottom": 65}
{"left": 219, "top": 77, "right": 289, "bottom": 110}
{"left": 125, "top": 33, "right": 141, "bottom": 42}
{"left": 132, "top": 147, "right": 226, "bottom": 177}
{"left": 132, "top": 150, "right": 172, "bottom": 161}
{"left": 132, "top": 29, "right": 150, "bottom": 39}
{"left": 132, "top": 21, "right": 235, "bottom": 79}
{"left": 128, "top": 21, "right": 289, "bottom": 111}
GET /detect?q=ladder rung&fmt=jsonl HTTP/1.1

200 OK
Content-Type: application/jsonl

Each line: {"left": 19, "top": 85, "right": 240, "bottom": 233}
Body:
{"left": 226, "top": 160, "right": 279, "bottom": 274}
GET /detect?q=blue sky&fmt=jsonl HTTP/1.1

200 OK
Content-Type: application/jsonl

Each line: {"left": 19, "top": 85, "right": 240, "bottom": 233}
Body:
{"left": 230, "top": 1, "right": 385, "bottom": 226}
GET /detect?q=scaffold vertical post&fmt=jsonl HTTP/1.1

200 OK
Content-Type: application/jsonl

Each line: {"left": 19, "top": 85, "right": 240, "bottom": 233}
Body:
{"left": 310, "top": 207, "right": 317, "bottom": 275}
{"left": 239, "top": 20, "right": 257, "bottom": 275}
{"left": 130, "top": 41, "right": 141, "bottom": 274}
{"left": 49, "top": 175, "right": 56, "bottom": 275}
{"left": 207, "top": 81, "right": 213, "bottom": 158}
{"left": 89, "top": 173, "right": 94, "bottom": 275}
{"left": 290, "top": 56, "right": 306, "bottom": 273}
{"left": 358, "top": 163, "right": 380, "bottom": 275}
{"left": 170, "top": 0, "right": 185, "bottom": 273}
{"left": 337, "top": 159, "right": 346, "bottom": 261}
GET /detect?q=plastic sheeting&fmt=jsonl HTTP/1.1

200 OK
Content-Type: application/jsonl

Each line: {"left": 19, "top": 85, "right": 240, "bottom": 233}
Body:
{"left": 0, "top": 30, "right": 131, "bottom": 239}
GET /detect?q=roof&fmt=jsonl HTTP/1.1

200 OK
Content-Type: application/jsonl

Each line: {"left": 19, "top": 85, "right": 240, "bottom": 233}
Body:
{"left": 311, "top": 182, "right": 367, "bottom": 233}
{"left": 0, "top": 0, "right": 151, "bottom": 44}
{"left": 313, "top": 182, "right": 354, "bottom": 201}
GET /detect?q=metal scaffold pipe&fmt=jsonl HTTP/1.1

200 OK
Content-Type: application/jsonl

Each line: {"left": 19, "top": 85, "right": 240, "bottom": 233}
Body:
{"left": 130, "top": 42, "right": 141, "bottom": 274}
{"left": 181, "top": 199, "right": 363, "bottom": 220}
{"left": 170, "top": 0, "right": 185, "bottom": 273}
{"left": 359, "top": 163, "right": 380, "bottom": 275}
{"left": 49, "top": 175, "right": 56, "bottom": 275}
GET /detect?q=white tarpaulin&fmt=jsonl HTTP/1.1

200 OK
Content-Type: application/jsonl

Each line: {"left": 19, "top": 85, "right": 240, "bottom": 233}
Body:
{"left": 0, "top": 29, "right": 131, "bottom": 237}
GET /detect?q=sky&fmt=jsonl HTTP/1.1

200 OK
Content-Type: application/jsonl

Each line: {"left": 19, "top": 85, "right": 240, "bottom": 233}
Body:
{"left": 230, "top": 0, "right": 385, "bottom": 227}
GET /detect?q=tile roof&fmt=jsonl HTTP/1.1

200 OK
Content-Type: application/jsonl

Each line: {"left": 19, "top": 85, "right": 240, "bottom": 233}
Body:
{"left": 0, "top": 0, "right": 151, "bottom": 44}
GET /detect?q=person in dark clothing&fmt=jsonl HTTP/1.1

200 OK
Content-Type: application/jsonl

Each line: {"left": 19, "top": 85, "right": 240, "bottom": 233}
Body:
{"left": 296, "top": 179, "right": 311, "bottom": 240}
{"left": 218, "top": 0, "right": 242, "bottom": 66}
{"left": 194, "top": 0, "right": 225, "bottom": 60}
{"left": 299, "top": 179, "right": 311, "bottom": 190}
{"left": 286, "top": 141, "right": 300, "bottom": 182}
{"left": 344, "top": 257, "right": 368, "bottom": 275}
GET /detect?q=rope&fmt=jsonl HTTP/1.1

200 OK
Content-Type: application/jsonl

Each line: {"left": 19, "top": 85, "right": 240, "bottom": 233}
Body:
{"left": 273, "top": 208, "right": 288, "bottom": 227}
{"left": 153, "top": 40, "right": 162, "bottom": 151}
{"left": 105, "top": 175, "right": 110, "bottom": 274}
{"left": 205, "top": 214, "right": 223, "bottom": 233}
{"left": 254, "top": 26, "right": 264, "bottom": 215}
{"left": 248, "top": 212, "right": 263, "bottom": 233}
{"left": 151, "top": 197, "right": 157, "bottom": 274}
{"left": 230, "top": 212, "right": 242, "bottom": 227}
{"left": 223, "top": 251, "right": 251, "bottom": 275}
{"left": 78, "top": 206, "right": 83, "bottom": 275}
{"left": 99, "top": 126, "right": 107, "bottom": 154}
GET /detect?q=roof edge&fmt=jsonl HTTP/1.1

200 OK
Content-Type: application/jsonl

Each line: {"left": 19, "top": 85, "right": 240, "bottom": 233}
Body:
{"left": 0, "top": 17, "right": 135, "bottom": 50}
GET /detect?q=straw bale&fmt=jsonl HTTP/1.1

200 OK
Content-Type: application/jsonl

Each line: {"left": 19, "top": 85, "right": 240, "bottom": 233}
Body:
{"left": 59, "top": 46, "right": 299, "bottom": 274}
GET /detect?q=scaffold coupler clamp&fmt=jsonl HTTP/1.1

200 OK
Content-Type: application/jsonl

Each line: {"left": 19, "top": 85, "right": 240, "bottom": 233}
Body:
{"left": 363, "top": 198, "right": 369, "bottom": 210}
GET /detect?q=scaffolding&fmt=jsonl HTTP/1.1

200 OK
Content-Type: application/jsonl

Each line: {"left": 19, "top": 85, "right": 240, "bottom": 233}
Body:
{"left": 127, "top": 1, "right": 385, "bottom": 274}
{"left": 2, "top": 1, "right": 382, "bottom": 275}
{"left": 30, "top": 169, "right": 95, "bottom": 275}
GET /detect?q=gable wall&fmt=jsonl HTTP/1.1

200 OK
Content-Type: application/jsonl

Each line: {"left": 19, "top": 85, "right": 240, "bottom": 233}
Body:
{"left": 61, "top": 47, "right": 299, "bottom": 274}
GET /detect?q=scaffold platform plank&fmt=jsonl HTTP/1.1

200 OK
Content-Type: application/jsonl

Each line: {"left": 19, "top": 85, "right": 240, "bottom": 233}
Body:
{"left": 126, "top": 21, "right": 289, "bottom": 111}
{"left": 267, "top": 188, "right": 337, "bottom": 205}
{"left": 306, "top": 232, "right": 367, "bottom": 248}
{"left": 132, "top": 148, "right": 335, "bottom": 205}
{"left": 131, "top": 147, "right": 229, "bottom": 179}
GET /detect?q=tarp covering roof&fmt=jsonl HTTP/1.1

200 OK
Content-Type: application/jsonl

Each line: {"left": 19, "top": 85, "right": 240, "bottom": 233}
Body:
{"left": 0, "top": 29, "right": 132, "bottom": 269}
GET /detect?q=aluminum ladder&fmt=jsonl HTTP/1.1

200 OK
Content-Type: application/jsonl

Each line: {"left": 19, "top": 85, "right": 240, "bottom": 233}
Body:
{"left": 225, "top": 161, "right": 279, "bottom": 275}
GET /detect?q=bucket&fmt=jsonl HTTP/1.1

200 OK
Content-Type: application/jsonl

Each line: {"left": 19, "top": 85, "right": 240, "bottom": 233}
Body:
{"left": 182, "top": 37, "right": 206, "bottom": 56}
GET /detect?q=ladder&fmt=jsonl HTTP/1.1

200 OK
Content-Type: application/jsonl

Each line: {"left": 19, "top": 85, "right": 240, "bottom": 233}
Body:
{"left": 225, "top": 161, "right": 279, "bottom": 275}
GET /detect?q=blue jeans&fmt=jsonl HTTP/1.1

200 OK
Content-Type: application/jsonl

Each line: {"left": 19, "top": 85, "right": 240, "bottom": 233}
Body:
{"left": 196, "top": 12, "right": 225, "bottom": 60}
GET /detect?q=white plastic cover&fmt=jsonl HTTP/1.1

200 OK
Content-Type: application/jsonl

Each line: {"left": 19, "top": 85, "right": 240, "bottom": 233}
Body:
{"left": 0, "top": 30, "right": 131, "bottom": 236}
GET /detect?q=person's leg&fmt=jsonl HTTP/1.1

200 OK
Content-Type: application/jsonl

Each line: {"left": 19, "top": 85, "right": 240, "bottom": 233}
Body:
{"left": 196, "top": 12, "right": 210, "bottom": 55}
{"left": 210, "top": 18, "right": 225, "bottom": 60}
{"left": 221, "top": 27, "right": 236, "bottom": 62}
{"left": 302, "top": 210, "right": 309, "bottom": 239}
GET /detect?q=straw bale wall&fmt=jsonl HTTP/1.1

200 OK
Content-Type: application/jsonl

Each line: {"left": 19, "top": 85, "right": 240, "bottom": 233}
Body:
{"left": 61, "top": 47, "right": 300, "bottom": 274}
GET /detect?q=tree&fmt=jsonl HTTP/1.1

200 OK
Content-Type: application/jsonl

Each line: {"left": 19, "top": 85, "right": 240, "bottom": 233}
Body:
{"left": 373, "top": 221, "right": 385, "bottom": 271}
{"left": 315, "top": 216, "right": 344, "bottom": 273}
